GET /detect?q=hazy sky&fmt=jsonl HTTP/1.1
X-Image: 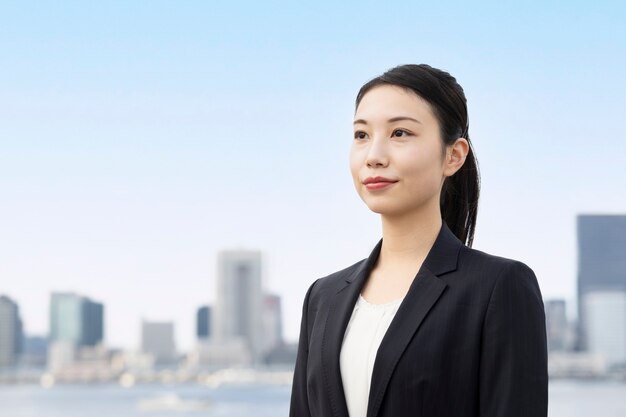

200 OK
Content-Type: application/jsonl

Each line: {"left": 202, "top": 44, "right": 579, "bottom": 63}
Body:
{"left": 1, "top": 1, "right": 625, "bottom": 351}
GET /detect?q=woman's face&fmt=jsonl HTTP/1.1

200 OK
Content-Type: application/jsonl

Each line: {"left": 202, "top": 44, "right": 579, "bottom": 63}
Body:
{"left": 349, "top": 84, "right": 451, "bottom": 217}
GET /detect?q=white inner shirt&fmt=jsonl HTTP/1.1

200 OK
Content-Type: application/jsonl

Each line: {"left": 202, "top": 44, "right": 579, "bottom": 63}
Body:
{"left": 339, "top": 292, "right": 405, "bottom": 417}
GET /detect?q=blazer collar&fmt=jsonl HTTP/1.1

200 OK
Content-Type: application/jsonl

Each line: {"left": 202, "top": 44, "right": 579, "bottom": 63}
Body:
{"left": 321, "top": 220, "right": 463, "bottom": 417}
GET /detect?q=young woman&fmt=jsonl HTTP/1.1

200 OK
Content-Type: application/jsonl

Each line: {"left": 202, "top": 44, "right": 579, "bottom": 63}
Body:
{"left": 289, "top": 64, "right": 548, "bottom": 417}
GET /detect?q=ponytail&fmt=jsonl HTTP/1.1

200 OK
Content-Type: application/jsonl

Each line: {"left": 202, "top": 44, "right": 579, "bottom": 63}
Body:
{"left": 440, "top": 133, "right": 480, "bottom": 247}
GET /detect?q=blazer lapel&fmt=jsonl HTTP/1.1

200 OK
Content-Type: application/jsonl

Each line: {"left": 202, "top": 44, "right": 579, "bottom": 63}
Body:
{"left": 321, "top": 221, "right": 463, "bottom": 417}
{"left": 320, "top": 239, "right": 380, "bottom": 417}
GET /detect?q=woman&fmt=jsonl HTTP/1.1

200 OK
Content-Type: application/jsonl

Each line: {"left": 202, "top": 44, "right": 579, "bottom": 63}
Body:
{"left": 289, "top": 64, "right": 548, "bottom": 417}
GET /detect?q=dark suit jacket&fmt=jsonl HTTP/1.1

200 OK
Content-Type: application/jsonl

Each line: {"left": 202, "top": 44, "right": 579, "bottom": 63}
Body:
{"left": 289, "top": 221, "right": 548, "bottom": 417}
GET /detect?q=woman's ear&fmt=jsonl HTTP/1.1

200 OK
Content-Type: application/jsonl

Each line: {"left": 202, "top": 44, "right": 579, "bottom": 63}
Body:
{"left": 444, "top": 138, "right": 469, "bottom": 177}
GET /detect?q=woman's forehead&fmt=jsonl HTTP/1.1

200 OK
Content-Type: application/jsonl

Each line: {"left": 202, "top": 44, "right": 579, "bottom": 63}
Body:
{"left": 355, "top": 86, "right": 434, "bottom": 123}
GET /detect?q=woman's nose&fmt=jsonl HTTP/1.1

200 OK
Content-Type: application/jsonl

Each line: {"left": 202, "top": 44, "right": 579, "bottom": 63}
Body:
{"left": 365, "top": 136, "right": 389, "bottom": 167}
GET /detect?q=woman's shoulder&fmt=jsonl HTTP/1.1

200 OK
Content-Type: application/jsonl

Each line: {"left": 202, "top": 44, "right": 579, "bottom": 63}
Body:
{"left": 299, "top": 257, "right": 371, "bottom": 309}
{"left": 459, "top": 244, "right": 535, "bottom": 275}
{"left": 459, "top": 245, "right": 542, "bottom": 303}
{"left": 309, "top": 258, "right": 366, "bottom": 293}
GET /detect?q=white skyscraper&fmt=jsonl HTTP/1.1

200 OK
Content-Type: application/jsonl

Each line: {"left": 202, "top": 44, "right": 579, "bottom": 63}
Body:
{"left": 582, "top": 290, "right": 626, "bottom": 368}
{"left": 214, "top": 249, "right": 264, "bottom": 364}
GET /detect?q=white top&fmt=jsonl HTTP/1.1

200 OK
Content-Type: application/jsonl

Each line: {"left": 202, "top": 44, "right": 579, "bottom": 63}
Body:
{"left": 339, "top": 293, "right": 405, "bottom": 417}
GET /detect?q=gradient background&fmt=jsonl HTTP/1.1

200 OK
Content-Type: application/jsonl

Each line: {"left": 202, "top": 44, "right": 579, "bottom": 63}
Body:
{"left": 1, "top": 0, "right": 625, "bottom": 352}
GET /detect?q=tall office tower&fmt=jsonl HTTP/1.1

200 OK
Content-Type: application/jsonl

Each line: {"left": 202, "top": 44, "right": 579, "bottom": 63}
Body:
{"left": 577, "top": 214, "right": 626, "bottom": 366}
{"left": 214, "top": 249, "right": 264, "bottom": 364}
{"left": 196, "top": 306, "right": 212, "bottom": 340}
{"left": 0, "top": 295, "right": 23, "bottom": 367}
{"left": 82, "top": 301, "right": 104, "bottom": 346}
{"left": 49, "top": 292, "right": 104, "bottom": 347}
{"left": 545, "top": 299, "right": 568, "bottom": 351}
{"left": 261, "top": 293, "right": 283, "bottom": 357}
{"left": 141, "top": 320, "right": 176, "bottom": 365}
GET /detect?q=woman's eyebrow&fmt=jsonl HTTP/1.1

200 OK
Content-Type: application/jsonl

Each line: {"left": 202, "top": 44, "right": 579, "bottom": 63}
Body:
{"left": 353, "top": 116, "right": 422, "bottom": 125}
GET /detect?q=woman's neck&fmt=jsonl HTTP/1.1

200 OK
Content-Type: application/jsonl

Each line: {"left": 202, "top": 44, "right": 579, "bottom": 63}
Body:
{"left": 377, "top": 209, "right": 442, "bottom": 270}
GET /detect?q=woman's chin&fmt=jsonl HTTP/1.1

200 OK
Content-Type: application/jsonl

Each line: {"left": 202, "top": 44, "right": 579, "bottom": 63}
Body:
{"left": 364, "top": 202, "right": 401, "bottom": 216}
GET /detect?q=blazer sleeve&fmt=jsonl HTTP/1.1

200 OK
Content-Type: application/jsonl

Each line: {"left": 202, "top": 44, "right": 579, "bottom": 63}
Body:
{"left": 289, "top": 278, "right": 320, "bottom": 417}
{"left": 479, "top": 261, "right": 549, "bottom": 417}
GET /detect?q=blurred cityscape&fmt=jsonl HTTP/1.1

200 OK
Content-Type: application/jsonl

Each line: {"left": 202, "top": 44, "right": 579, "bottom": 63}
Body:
{"left": 0, "top": 249, "right": 294, "bottom": 387}
{"left": 1, "top": 213, "right": 626, "bottom": 387}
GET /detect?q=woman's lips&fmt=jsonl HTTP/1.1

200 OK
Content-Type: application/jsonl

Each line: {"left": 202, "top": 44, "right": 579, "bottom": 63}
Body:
{"left": 364, "top": 181, "right": 397, "bottom": 190}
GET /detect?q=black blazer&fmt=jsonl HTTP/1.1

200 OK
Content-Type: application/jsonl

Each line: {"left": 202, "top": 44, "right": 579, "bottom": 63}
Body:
{"left": 289, "top": 221, "right": 548, "bottom": 417}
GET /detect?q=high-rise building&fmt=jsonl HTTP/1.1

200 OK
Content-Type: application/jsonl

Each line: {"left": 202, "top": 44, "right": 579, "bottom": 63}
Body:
{"left": 582, "top": 290, "right": 626, "bottom": 368}
{"left": 214, "top": 249, "right": 264, "bottom": 364}
{"left": 261, "top": 293, "right": 283, "bottom": 357}
{"left": 577, "top": 214, "right": 626, "bottom": 366}
{"left": 545, "top": 299, "right": 568, "bottom": 352}
{"left": 21, "top": 335, "right": 47, "bottom": 367}
{"left": 141, "top": 320, "right": 176, "bottom": 365}
{"left": 0, "top": 295, "right": 23, "bottom": 367}
{"left": 196, "top": 306, "right": 211, "bottom": 340}
{"left": 82, "top": 300, "right": 104, "bottom": 346}
{"left": 49, "top": 292, "right": 104, "bottom": 347}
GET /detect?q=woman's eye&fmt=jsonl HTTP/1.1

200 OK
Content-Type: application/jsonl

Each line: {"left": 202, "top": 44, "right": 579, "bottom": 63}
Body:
{"left": 354, "top": 131, "right": 367, "bottom": 140}
{"left": 392, "top": 129, "right": 409, "bottom": 137}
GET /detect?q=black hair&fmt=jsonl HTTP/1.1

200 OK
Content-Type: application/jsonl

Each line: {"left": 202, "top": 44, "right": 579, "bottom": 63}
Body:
{"left": 355, "top": 64, "right": 480, "bottom": 247}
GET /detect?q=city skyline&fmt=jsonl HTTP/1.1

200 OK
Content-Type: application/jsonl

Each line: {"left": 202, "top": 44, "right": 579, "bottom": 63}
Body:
{"left": 1, "top": 1, "right": 625, "bottom": 350}
{"left": 2, "top": 213, "right": 621, "bottom": 353}
{"left": 3, "top": 214, "right": 626, "bottom": 378}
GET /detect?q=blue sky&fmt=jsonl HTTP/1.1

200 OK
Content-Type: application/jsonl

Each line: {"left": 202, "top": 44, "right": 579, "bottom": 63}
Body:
{"left": 1, "top": 1, "right": 625, "bottom": 350}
